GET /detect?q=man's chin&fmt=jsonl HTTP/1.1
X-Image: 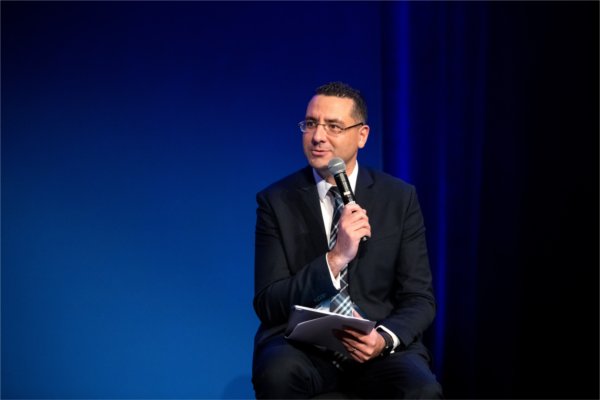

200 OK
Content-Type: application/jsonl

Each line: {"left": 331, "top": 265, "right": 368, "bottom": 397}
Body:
{"left": 308, "top": 158, "right": 329, "bottom": 171}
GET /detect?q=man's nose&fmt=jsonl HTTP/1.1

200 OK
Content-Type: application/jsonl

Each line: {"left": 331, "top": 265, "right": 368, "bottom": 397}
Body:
{"left": 311, "top": 123, "right": 328, "bottom": 142}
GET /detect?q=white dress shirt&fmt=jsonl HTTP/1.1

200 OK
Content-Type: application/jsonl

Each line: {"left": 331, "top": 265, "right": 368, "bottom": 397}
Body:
{"left": 311, "top": 163, "right": 401, "bottom": 352}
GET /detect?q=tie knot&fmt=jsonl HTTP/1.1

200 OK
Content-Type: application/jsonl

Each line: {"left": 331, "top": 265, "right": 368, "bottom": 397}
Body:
{"left": 329, "top": 186, "right": 344, "bottom": 212}
{"left": 329, "top": 186, "right": 342, "bottom": 199}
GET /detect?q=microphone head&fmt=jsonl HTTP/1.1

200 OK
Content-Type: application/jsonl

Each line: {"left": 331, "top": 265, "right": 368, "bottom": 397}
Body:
{"left": 328, "top": 157, "right": 346, "bottom": 176}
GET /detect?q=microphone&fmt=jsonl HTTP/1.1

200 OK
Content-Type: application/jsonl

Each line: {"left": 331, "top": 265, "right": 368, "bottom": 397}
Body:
{"left": 328, "top": 157, "right": 356, "bottom": 204}
{"left": 327, "top": 157, "right": 368, "bottom": 242}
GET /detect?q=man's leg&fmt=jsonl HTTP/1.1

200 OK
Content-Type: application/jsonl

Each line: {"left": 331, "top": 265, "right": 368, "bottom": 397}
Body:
{"left": 253, "top": 336, "right": 341, "bottom": 399}
{"left": 347, "top": 346, "right": 443, "bottom": 399}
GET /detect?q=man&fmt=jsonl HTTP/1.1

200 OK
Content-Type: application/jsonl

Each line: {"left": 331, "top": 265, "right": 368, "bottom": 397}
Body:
{"left": 252, "top": 82, "right": 443, "bottom": 399}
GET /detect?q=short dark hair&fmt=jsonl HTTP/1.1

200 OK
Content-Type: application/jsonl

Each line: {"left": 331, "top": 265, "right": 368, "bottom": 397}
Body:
{"left": 315, "top": 81, "right": 368, "bottom": 123}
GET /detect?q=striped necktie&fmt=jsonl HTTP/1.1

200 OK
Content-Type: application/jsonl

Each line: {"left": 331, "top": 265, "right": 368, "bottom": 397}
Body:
{"left": 328, "top": 187, "right": 353, "bottom": 316}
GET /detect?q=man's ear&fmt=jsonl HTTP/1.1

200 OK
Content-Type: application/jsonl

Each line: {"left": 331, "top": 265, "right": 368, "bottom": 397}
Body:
{"left": 358, "top": 125, "right": 370, "bottom": 149}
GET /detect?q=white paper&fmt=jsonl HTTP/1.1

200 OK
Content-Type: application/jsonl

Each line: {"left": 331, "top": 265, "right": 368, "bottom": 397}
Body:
{"left": 285, "top": 305, "right": 376, "bottom": 357}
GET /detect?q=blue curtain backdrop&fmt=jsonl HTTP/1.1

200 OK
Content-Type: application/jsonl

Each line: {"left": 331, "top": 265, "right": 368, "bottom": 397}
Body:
{"left": 2, "top": 1, "right": 597, "bottom": 399}
{"left": 382, "top": 2, "right": 598, "bottom": 398}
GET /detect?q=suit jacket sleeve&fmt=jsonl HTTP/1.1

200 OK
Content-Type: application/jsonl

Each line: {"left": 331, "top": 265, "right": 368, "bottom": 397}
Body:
{"left": 253, "top": 185, "right": 337, "bottom": 327}
{"left": 375, "top": 183, "right": 436, "bottom": 348}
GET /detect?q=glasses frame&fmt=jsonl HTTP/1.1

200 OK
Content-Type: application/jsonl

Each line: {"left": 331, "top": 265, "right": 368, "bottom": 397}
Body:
{"left": 298, "top": 120, "right": 365, "bottom": 135}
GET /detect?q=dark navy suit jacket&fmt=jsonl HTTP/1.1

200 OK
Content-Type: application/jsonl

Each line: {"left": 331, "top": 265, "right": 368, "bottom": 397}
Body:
{"left": 253, "top": 165, "right": 436, "bottom": 357}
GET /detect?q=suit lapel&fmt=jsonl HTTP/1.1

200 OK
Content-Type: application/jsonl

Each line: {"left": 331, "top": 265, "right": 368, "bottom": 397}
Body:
{"left": 287, "top": 166, "right": 376, "bottom": 274}
{"left": 294, "top": 168, "right": 329, "bottom": 255}
{"left": 354, "top": 166, "right": 375, "bottom": 214}
{"left": 348, "top": 167, "right": 375, "bottom": 284}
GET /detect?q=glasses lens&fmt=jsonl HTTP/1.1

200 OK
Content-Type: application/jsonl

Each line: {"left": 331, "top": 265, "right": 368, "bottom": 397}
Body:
{"left": 327, "top": 124, "right": 342, "bottom": 134}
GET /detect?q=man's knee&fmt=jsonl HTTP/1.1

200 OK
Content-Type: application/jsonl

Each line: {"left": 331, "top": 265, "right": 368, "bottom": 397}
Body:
{"left": 353, "top": 349, "right": 443, "bottom": 399}
{"left": 406, "top": 380, "right": 444, "bottom": 399}
{"left": 253, "top": 344, "right": 320, "bottom": 399}
{"left": 364, "top": 377, "right": 442, "bottom": 400}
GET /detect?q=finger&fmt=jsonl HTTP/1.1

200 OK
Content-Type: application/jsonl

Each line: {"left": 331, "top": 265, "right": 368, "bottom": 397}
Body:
{"left": 349, "top": 343, "right": 376, "bottom": 363}
{"left": 337, "top": 329, "right": 365, "bottom": 347}
{"left": 341, "top": 331, "right": 380, "bottom": 357}
{"left": 343, "top": 216, "right": 368, "bottom": 231}
{"left": 342, "top": 203, "right": 362, "bottom": 213}
{"left": 348, "top": 347, "right": 365, "bottom": 363}
{"left": 344, "top": 208, "right": 368, "bottom": 223}
{"left": 349, "top": 228, "right": 371, "bottom": 244}
{"left": 346, "top": 344, "right": 359, "bottom": 356}
{"left": 341, "top": 325, "right": 365, "bottom": 339}
{"left": 338, "top": 334, "right": 362, "bottom": 352}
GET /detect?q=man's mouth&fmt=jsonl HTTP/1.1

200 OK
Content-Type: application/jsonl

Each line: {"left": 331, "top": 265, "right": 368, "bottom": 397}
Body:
{"left": 311, "top": 148, "right": 330, "bottom": 155}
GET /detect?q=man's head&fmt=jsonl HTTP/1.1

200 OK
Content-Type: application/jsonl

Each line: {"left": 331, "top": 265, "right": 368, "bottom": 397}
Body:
{"left": 301, "top": 82, "right": 370, "bottom": 183}
{"left": 315, "top": 82, "right": 368, "bottom": 123}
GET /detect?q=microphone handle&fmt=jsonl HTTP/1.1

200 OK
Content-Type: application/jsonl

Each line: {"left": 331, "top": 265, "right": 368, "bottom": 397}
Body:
{"left": 334, "top": 173, "right": 355, "bottom": 204}
{"left": 333, "top": 173, "right": 369, "bottom": 242}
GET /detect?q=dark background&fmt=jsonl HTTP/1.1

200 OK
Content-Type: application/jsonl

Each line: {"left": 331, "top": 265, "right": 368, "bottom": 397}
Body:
{"left": 2, "top": 1, "right": 597, "bottom": 399}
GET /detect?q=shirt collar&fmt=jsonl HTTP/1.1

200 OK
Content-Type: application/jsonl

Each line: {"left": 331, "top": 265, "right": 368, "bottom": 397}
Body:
{"left": 313, "top": 162, "right": 359, "bottom": 201}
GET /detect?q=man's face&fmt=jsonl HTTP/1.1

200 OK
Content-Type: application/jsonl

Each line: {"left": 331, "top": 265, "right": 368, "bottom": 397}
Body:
{"left": 302, "top": 95, "right": 369, "bottom": 182}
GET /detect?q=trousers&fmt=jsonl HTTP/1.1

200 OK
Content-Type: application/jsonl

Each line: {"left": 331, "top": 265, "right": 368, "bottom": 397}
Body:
{"left": 252, "top": 335, "right": 443, "bottom": 399}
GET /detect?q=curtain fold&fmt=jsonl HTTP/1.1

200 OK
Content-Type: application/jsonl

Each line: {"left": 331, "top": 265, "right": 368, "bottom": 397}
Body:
{"left": 380, "top": 2, "right": 598, "bottom": 398}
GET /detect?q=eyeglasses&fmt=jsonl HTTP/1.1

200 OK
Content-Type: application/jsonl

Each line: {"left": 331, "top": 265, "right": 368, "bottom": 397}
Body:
{"left": 298, "top": 120, "right": 364, "bottom": 136}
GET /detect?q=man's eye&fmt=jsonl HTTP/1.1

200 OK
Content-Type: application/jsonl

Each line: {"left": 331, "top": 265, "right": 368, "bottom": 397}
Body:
{"left": 306, "top": 121, "right": 317, "bottom": 128}
{"left": 328, "top": 124, "right": 342, "bottom": 132}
